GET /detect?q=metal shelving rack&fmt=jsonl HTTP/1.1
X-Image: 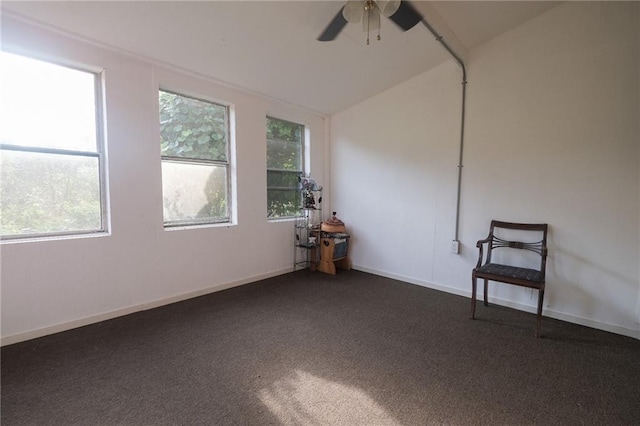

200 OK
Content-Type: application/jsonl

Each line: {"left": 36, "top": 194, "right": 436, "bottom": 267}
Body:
{"left": 293, "top": 187, "right": 322, "bottom": 270}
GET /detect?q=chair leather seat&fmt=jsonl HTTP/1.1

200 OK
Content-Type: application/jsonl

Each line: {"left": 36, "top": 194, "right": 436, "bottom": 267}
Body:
{"left": 475, "top": 263, "right": 543, "bottom": 283}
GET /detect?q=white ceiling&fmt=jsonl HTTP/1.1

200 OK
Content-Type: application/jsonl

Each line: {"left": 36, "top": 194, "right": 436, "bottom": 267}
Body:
{"left": 1, "top": 1, "right": 560, "bottom": 115}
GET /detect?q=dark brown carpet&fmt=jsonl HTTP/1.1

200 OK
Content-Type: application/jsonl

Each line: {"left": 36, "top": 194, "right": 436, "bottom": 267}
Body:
{"left": 2, "top": 270, "right": 639, "bottom": 425}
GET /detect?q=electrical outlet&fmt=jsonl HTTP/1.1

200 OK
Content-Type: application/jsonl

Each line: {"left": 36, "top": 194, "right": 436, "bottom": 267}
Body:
{"left": 450, "top": 240, "right": 460, "bottom": 254}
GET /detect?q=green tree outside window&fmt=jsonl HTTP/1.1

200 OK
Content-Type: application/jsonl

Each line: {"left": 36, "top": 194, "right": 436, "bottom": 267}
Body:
{"left": 266, "top": 117, "right": 304, "bottom": 218}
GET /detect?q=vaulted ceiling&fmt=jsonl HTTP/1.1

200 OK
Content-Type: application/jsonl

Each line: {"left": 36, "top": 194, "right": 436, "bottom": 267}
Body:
{"left": 2, "top": 1, "right": 560, "bottom": 115}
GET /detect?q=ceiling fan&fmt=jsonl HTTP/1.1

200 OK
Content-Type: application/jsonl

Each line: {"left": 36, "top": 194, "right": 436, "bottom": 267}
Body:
{"left": 317, "top": 0, "right": 423, "bottom": 45}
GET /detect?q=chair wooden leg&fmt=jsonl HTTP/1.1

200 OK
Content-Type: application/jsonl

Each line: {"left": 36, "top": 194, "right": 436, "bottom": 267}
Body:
{"left": 535, "top": 288, "right": 545, "bottom": 338}
{"left": 471, "top": 275, "right": 477, "bottom": 319}
{"left": 483, "top": 279, "right": 489, "bottom": 306}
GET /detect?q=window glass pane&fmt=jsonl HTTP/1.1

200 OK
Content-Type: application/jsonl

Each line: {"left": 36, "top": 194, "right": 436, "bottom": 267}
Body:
{"left": 0, "top": 51, "right": 97, "bottom": 152}
{"left": 162, "top": 161, "right": 228, "bottom": 224}
{"left": 266, "top": 117, "right": 302, "bottom": 142}
{"left": 159, "top": 91, "right": 227, "bottom": 162}
{"left": 266, "top": 117, "right": 302, "bottom": 170}
{"left": 267, "top": 138, "right": 301, "bottom": 171}
{"left": 0, "top": 150, "right": 101, "bottom": 236}
{"left": 267, "top": 170, "right": 301, "bottom": 190}
{"left": 266, "top": 117, "right": 304, "bottom": 219}
{"left": 267, "top": 190, "right": 300, "bottom": 219}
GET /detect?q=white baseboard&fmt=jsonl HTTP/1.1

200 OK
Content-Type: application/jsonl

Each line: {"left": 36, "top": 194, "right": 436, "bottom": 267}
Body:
{"left": 353, "top": 265, "right": 640, "bottom": 340}
{"left": 1, "top": 267, "right": 292, "bottom": 347}
{"left": 353, "top": 265, "right": 470, "bottom": 299}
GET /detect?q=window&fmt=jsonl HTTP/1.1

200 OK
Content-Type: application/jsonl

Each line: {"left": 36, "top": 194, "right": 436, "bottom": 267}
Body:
{"left": 266, "top": 117, "right": 304, "bottom": 218}
{"left": 159, "top": 90, "right": 230, "bottom": 226}
{"left": 0, "top": 51, "right": 106, "bottom": 240}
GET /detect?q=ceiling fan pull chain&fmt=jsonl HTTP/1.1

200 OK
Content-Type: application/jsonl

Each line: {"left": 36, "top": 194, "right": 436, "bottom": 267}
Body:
{"left": 366, "top": 5, "right": 370, "bottom": 45}
{"left": 376, "top": 1, "right": 381, "bottom": 41}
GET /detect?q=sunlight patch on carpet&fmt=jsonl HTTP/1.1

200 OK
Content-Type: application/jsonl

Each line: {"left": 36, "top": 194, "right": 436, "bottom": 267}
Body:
{"left": 259, "top": 369, "right": 401, "bottom": 425}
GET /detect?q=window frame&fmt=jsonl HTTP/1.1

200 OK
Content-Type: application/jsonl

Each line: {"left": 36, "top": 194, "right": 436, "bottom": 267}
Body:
{"left": 159, "top": 88, "right": 232, "bottom": 228}
{"left": 0, "top": 51, "right": 108, "bottom": 242}
{"left": 266, "top": 115, "right": 306, "bottom": 220}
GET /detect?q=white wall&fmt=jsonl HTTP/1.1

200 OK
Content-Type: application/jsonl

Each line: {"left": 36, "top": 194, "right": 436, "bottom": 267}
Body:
{"left": 0, "top": 16, "right": 327, "bottom": 345}
{"left": 331, "top": 59, "right": 464, "bottom": 287}
{"left": 331, "top": 2, "right": 640, "bottom": 338}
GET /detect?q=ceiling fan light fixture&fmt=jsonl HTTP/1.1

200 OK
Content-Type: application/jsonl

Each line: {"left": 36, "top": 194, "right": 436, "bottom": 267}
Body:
{"left": 377, "top": 0, "right": 401, "bottom": 17}
{"left": 318, "top": 0, "right": 421, "bottom": 43}
{"left": 341, "top": 0, "right": 401, "bottom": 45}
{"left": 343, "top": 0, "right": 363, "bottom": 23}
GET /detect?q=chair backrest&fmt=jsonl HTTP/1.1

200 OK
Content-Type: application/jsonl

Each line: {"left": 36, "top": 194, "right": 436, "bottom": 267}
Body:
{"left": 487, "top": 220, "right": 548, "bottom": 277}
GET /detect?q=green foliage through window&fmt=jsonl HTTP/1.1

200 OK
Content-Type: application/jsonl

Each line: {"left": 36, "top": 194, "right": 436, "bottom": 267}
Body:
{"left": 1, "top": 150, "right": 101, "bottom": 236}
{"left": 159, "top": 91, "right": 227, "bottom": 161}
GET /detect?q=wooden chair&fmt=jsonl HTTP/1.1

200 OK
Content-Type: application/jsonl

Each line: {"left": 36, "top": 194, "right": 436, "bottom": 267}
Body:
{"left": 471, "top": 220, "right": 548, "bottom": 337}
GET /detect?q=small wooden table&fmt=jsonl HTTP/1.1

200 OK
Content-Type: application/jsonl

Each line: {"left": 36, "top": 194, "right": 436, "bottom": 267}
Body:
{"left": 318, "top": 232, "right": 350, "bottom": 275}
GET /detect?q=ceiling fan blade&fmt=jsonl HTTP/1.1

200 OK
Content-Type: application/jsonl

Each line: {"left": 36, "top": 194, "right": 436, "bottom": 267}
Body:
{"left": 317, "top": 6, "right": 348, "bottom": 41}
{"left": 389, "top": 0, "right": 422, "bottom": 31}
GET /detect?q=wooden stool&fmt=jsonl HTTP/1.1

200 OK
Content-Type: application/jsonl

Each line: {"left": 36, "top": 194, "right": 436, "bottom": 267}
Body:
{"left": 318, "top": 233, "right": 350, "bottom": 275}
